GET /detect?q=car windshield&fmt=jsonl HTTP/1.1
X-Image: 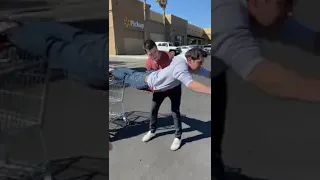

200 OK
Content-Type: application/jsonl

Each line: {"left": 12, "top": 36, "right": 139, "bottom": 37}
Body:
{"left": 169, "top": 43, "right": 174, "bottom": 46}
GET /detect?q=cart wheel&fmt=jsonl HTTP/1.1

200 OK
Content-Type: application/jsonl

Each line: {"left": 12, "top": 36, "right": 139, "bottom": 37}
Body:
{"left": 123, "top": 117, "right": 129, "bottom": 125}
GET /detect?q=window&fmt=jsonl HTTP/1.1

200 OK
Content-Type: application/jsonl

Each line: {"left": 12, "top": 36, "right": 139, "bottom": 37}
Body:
{"left": 169, "top": 43, "right": 174, "bottom": 46}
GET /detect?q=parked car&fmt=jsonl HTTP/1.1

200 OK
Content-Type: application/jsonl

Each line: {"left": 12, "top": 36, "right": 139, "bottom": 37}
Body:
{"left": 198, "top": 45, "right": 205, "bottom": 49}
{"left": 179, "top": 45, "right": 208, "bottom": 57}
{"left": 179, "top": 45, "right": 195, "bottom": 54}
{"left": 155, "top": 42, "right": 181, "bottom": 55}
{"left": 203, "top": 44, "right": 211, "bottom": 54}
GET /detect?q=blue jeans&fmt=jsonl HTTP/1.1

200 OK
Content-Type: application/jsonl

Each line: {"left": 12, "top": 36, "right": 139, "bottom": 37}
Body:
{"left": 6, "top": 22, "right": 108, "bottom": 87}
{"left": 111, "top": 68, "right": 154, "bottom": 90}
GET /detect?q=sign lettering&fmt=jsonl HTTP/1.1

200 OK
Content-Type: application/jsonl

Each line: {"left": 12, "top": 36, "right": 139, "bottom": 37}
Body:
{"left": 124, "top": 17, "right": 144, "bottom": 29}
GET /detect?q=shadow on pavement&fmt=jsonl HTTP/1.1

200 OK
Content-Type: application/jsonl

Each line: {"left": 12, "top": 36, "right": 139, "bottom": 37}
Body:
{"left": 109, "top": 111, "right": 211, "bottom": 146}
{"left": 49, "top": 155, "right": 108, "bottom": 179}
{"left": 224, "top": 171, "right": 268, "bottom": 180}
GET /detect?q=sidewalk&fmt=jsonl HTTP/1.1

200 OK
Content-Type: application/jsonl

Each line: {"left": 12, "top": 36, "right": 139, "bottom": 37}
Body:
{"left": 109, "top": 54, "right": 148, "bottom": 68}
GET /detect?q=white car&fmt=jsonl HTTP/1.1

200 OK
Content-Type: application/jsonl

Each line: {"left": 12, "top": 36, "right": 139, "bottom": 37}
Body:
{"left": 203, "top": 44, "right": 211, "bottom": 54}
{"left": 155, "top": 42, "right": 181, "bottom": 55}
{"left": 179, "top": 45, "right": 197, "bottom": 54}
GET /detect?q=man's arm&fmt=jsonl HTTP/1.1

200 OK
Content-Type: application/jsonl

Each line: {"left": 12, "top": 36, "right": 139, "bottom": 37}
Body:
{"left": 172, "top": 63, "right": 211, "bottom": 94}
{"left": 212, "top": 0, "right": 320, "bottom": 102}
{"left": 216, "top": 27, "right": 320, "bottom": 102}
{"left": 247, "top": 59, "right": 320, "bottom": 102}
{"left": 187, "top": 80, "right": 211, "bottom": 94}
{"left": 145, "top": 58, "right": 152, "bottom": 71}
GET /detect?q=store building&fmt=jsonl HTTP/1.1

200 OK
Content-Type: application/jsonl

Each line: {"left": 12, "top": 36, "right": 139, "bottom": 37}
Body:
{"left": 109, "top": 0, "right": 211, "bottom": 55}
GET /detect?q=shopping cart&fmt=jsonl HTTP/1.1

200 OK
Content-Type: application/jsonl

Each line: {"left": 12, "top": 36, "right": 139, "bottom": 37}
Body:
{"left": 0, "top": 45, "right": 52, "bottom": 179}
{"left": 109, "top": 75, "right": 128, "bottom": 125}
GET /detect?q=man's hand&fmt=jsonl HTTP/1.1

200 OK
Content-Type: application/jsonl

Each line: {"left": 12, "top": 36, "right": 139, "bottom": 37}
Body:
{"left": 169, "top": 51, "right": 175, "bottom": 58}
{"left": 109, "top": 141, "right": 113, "bottom": 151}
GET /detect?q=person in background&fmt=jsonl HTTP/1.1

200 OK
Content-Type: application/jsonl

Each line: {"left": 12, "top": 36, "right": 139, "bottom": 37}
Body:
{"left": 142, "top": 39, "right": 183, "bottom": 151}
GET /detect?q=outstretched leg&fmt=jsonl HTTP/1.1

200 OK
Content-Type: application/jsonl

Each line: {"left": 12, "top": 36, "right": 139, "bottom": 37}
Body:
{"left": 110, "top": 68, "right": 153, "bottom": 90}
{"left": 4, "top": 21, "right": 108, "bottom": 87}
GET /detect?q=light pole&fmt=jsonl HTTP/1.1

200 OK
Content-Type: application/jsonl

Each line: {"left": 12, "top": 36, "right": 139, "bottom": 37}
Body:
{"left": 143, "top": 0, "right": 147, "bottom": 41}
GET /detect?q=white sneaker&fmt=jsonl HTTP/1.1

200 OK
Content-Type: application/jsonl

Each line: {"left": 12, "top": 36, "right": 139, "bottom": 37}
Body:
{"left": 142, "top": 131, "right": 155, "bottom": 142}
{"left": 170, "top": 138, "right": 182, "bottom": 151}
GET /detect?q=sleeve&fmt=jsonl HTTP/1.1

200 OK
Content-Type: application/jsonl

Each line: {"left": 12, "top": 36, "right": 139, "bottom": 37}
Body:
{"left": 212, "top": 1, "right": 264, "bottom": 79}
{"left": 172, "top": 62, "right": 193, "bottom": 86}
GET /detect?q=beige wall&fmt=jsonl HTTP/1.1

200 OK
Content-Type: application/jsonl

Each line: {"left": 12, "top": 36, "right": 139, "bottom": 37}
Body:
{"left": 148, "top": 10, "right": 165, "bottom": 36}
{"left": 187, "top": 23, "right": 203, "bottom": 38}
{"left": 166, "top": 14, "right": 188, "bottom": 34}
{"left": 149, "top": 10, "right": 163, "bottom": 23}
{"left": 203, "top": 28, "right": 211, "bottom": 40}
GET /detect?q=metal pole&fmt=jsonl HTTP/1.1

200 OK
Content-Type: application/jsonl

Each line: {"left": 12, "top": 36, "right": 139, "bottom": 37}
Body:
{"left": 163, "top": 8, "right": 166, "bottom": 41}
{"left": 143, "top": 0, "right": 147, "bottom": 41}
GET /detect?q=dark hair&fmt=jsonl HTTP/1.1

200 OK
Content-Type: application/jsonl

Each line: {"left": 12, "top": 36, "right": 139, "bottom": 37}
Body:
{"left": 143, "top": 39, "right": 157, "bottom": 51}
{"left": 185, "top": 47, "right": 207, "bottom": 60}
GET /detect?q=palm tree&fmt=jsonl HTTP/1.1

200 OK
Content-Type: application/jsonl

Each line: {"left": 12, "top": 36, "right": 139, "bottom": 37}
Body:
{"left": 155, "top": 0, "right": 167, "bottom": 41}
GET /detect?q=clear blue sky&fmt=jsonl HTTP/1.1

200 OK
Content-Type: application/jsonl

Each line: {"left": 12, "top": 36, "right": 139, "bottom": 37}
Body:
{"left": 140, "top": 0, "right": 211, "bottom": 28}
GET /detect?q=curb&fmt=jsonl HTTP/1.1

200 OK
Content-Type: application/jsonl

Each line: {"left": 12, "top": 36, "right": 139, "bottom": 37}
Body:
{"left": 109, "top": 61, "right": 145, "bottom": 68}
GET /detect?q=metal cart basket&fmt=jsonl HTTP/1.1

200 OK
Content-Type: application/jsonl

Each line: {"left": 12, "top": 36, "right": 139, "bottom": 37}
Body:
{"left": 109, "top": 76, "right": 127, "bottom": 125}
{"left": 0, "top": 46, "right": 51, "bottom": 179}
